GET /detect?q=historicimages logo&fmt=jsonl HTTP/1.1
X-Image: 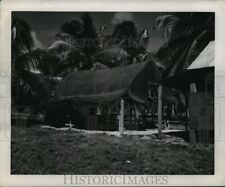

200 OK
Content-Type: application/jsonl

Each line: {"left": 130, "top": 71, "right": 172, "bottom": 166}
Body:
{"left": 63, "top": 175, "right": 168, "bottom": 186}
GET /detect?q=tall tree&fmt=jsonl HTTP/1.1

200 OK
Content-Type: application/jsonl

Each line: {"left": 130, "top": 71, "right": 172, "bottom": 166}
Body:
{"left": 12, "top": 17, "right": 34, "bottom": 57}
{"left": 92, "top": 21, "right": 150, "bottom": 67}
{"left": 154, "top": 12, "right": 214, "bottom": 79}
{"left": 58, "top": 13, "right": 98, "bottom": 70}
{"left": 11, "top": 17, "right": 50, "bottom": 112}
{"left": 153, "top": 12, "right": 214, "bottom": 115}
{"left": 12, "top": 16, "right": 34, "bottom": 75}
{"left": 112, "top": 21, "right": 142, "bottom": 59}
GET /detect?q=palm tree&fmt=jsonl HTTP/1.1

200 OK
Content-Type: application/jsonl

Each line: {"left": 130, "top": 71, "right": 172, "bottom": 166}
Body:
{"left": 153, "top": 12, "right": 214, "bottom": 126}
{"left": 92, "top": 47, "right": 130, "bottom": 67}
{"left": 11, "top": 16, "right": 35, "bottom": 81}
{"left": 12, "top": 17, "right": 34, "bottom": 108}
{"left": 154, "top": 12, "right": 214, "bottom": 79}
{"left": 56, "top": 13, "right": 98, "bottom": 70}
{"left": 12, "top": 13, "right": 98, "bottom": 112}
{"left": 13, "top": 47, "right": 53, "bottom": 111}
{"left": 11, "top": 17, "right": 55, "bottom": 112}
{"left": 92, "top": 21, "right": 150, "bottom": 67}
{"left": 57, "top": 17, "right": 151, "bottom": 70}
{"left": 111, "top": 21, "right": 149, "bottom": 63}
{"left": 12, "top": 13, "right": 97, "bottom": 113}
{"left": 12, "top": 17, "right": 33, "bottom": 58}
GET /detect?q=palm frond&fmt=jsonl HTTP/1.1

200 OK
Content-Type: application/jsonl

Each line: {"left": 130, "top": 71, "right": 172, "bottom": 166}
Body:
{"left": 12, "top": 17, "right": 34, "bottom": 53}
{"left": 19, "top": 70, "right": 50, "bottom": 110}
{"left": 154, "top": 15, "right": 180, "bottom": 40}
{"left": 15, "top": 49, "right": 45, "bottom": 74}
{"left": 92, "top": 47, "right": 130, "bottom": 67}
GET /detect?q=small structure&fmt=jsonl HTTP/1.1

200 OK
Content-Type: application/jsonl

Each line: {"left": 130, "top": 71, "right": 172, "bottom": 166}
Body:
{"left": 162, "top": 41, "right": 214, "bottom": 143}
{"left": 187, "top": 41, "right": 214, "bottom": 143}
{"left": 53, "top": 61, "right": 161, "bottom": 131}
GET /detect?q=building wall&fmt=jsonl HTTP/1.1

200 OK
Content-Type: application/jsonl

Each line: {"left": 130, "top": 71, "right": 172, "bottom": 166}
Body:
{"left": 189, "top": 91, "right": 214, "bottom": 143}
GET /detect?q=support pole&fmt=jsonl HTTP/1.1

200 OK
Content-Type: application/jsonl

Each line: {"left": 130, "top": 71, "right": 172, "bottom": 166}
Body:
{"left": 119, "top": 99, "right": 124, "bottom": 135}
{"left": 151, "top": 108, "right": 154, "bottom": 128}
{"left": 158, "top": 85, "right": 163, "bottom": 138}
{"left": 185, "top": 94, "right": 188, "bottom": 132}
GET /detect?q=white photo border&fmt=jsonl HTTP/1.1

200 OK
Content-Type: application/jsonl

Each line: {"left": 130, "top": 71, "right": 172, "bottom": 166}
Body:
{"left": 0, "top": 0, "right": 225, "bottom": 186}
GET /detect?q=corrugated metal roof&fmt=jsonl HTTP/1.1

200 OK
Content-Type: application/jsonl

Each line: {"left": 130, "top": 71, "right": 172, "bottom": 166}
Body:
{"left": 188, "top": 41, "right": 214, "bottom": 70}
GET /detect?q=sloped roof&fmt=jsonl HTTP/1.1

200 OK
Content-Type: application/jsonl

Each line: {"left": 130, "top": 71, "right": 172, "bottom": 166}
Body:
{"left": 56, "top": 60, "right": 161, "bottom": 104}
{"left": 155, "top": 30, "right": 212, "bottom": 80}
{"left": 188, "top": 41, "right": 214, "bottom": 70}
{"left": 162, "top": 41, "right": 214, "bottom": 90}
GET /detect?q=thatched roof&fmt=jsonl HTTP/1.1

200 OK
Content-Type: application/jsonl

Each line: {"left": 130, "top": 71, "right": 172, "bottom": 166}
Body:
{"left": 56, "top": 60, "right": 161, "bottom": 104}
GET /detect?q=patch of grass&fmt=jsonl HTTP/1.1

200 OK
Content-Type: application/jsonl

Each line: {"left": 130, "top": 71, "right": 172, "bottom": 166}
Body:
{"left": 11, "top": 127, "right": 214, "bottom": 174}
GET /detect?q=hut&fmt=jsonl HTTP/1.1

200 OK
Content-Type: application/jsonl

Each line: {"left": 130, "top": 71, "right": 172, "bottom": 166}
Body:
{"left": 50, "top": 61, "right": 161, "bottom": 130}
{"left": 162, "top": 41, "right": 214, "bottom": 143}
{"left": 187, "top": 41, "right": 214, "bottom": 143}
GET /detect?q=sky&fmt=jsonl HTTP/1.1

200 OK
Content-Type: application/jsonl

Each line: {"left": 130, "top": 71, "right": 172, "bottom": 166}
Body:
{"left": 13, "top": 12, "right": 166, "bottom": 52}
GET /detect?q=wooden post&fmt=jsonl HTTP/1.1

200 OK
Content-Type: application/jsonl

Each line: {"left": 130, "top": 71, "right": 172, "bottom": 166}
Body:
{"left": 151, "top": 108, "right": 154, "bottom": 128}
{"left": 158, "top": 85, "right": 163, "bottom": 138}
{"left": 171, "top": 104, "right": 175, "bottom": 118}
{"left": 119, "top": 99, "right": 124, "bottom": 135}
{"left": 189, "top": 83, "right": 197, "bottom": 143}
{"left": 185, "top": 94, "right": 189, "bottom": 132}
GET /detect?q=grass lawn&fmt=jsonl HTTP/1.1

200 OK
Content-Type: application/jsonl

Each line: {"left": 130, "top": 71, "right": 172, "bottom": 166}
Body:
{"left": 11, "top": 126, "right": 214, "bottom": 175}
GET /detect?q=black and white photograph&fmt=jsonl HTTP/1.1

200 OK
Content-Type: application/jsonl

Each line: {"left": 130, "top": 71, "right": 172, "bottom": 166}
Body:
{"left": 2, "top": 0, "right": 225, "bottom": 186}
{"left": 10, "top": 11, "right": 215, "bottom": 175}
